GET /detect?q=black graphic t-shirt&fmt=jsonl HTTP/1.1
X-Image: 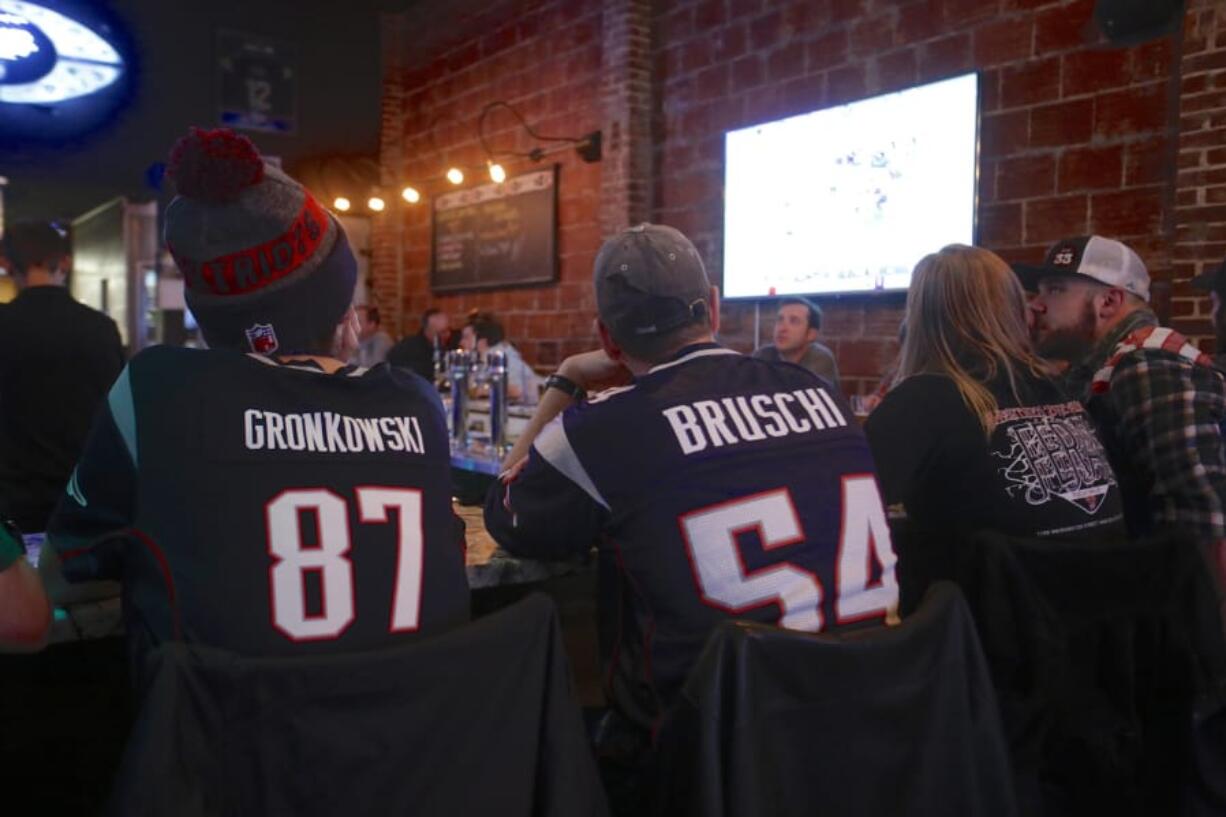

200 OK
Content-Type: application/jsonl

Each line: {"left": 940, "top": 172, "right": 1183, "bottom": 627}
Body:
{"left": 865, "top": 371, "right": 1126, "bottom": 543}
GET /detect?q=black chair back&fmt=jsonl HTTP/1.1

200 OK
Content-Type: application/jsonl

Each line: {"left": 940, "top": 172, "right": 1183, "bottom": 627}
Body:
{"left": 907, "top": 529, "right": 1226, "bottom": 816}
{"left": 653, "top": 582, "right": 1017, "bottom": 817}
{"left": 108, "top": 593, "right": 609, "bottom": 817}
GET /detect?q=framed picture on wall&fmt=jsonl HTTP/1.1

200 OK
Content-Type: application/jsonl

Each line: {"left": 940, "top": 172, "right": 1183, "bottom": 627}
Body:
{"left": 216, "top": 29, "right": 296, "bottom": 135}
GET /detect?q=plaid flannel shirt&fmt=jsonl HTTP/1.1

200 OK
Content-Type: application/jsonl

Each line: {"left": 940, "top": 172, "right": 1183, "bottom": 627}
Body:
{"left": 1064, "top": 309, "right": 1226, "bottom": 588}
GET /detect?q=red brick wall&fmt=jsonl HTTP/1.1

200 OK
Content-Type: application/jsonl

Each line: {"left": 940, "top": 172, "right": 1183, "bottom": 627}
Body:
{"left": 1173, "top": 0, "right": 1226, "bottom": 351}
{"left": 653, "top": 0, "right": 1178, "bottom": 394}
{"left": 375, "top": 0, "right": 1192, "bottom": 393}
{"left": 601, "top": 0, "right": 656, "bottom": 233}
{"left": 373, "top": 13, "right": 405, "bottom": 334}
{"left": 373, "top": 0, "right": 605, "bottom": 367}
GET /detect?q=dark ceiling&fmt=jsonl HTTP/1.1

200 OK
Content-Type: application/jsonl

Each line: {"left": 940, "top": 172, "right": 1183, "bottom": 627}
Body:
{"left": 1, "top": 0, "right": 387, "bottom": 225}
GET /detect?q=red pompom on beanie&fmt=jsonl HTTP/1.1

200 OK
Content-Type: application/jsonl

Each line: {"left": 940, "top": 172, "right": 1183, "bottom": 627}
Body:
{"left": 163, "top": 127, "right": 356, "bottom": 355}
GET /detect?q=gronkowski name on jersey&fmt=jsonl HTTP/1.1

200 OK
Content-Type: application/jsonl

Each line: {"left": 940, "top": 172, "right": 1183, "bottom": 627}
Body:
{"left": 48, "top": 347, "right": 470, "bottom": 659}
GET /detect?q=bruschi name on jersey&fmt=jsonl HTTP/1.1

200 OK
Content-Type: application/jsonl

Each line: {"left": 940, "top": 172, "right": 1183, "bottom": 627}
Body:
{"left": 662, "top": 386, "right": 847, "bottom": 455}
{"left": 243, "top": 409, "right": 427, "bottom": 454}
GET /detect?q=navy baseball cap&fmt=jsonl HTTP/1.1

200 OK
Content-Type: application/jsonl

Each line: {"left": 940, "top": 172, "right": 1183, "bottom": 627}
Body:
{"left": 1013, "top": 235, "right": 1150, "bottom": 302}
{"left": 593, "top": 223, "right": 712, "bottom": 338}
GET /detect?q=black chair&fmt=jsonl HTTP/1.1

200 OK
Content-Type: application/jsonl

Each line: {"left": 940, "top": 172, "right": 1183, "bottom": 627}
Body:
{"left": 652, "top": 582, "right": 1017, "bottom": 817}
{"left": 899, "top": 528, "right": 1226, "bottom": 817}
{"left": 107, "top": 593, "right": 609, "bottom": 817}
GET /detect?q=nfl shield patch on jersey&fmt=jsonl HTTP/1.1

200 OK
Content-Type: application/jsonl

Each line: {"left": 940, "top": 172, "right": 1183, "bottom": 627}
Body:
{"left": 245, "top": 323, "right": 279, "bottom": 354}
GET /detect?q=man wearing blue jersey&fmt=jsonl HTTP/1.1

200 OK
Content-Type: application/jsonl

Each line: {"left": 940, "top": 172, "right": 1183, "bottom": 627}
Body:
{"left": 485, "top": 224, "right": 898, "bottom": 731}
{"left": 40, "top": 129, "right": 469, "bottom": 661}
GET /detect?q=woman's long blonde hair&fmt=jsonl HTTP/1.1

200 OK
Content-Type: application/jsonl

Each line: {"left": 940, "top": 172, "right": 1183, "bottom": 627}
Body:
{"left": 894, "top": 244, "right": 1050, "bottom": 436}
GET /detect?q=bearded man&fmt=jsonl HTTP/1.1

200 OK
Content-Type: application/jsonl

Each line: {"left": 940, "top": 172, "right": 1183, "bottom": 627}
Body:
{"left": 1022, "top": 235, "right": 1226, "bottom": 597}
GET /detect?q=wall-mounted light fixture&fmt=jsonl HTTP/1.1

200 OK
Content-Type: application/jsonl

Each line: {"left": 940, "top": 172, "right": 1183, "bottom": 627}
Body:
{"left": 327, "top": 102, "right": 603, "bottom": 214}
{"left": 477, "top": 100, "right": 602, "bottom": 170}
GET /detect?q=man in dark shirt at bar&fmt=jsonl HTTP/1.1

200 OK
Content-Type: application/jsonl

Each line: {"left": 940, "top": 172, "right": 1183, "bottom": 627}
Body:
{"left": 0, "top": 222, "right": 124, "bottom": 534}
{"left": 753, "top": 297, "right": 841, "bottom": 389}
{"left": 388, "top": 307, "right": 455, "bottom": 382}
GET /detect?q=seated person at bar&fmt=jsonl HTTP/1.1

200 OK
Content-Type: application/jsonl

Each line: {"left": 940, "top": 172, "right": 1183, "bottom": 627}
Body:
{"left": 388, "top": 307, "right": 455, "bottom": 382}
{"left": 752, "top": 296, "right": 841, "bottom": 389}
{"left": 463, "top": 312, "right": 543, "bottom": 404}
{"left": 0, "top": 519, "right": 50, "bottom": 650}
{"left": 485, "top": 224, "right": 898, "bottom": 734}
{"left": 865, "top": 245, "right": 1125, "bottom": 553}
{"left": 1024, "top": 235, "right": 1226, "bottom": 595}
{"left": 350, "top": 304, "right": 393, "bottom": 368}
{"left": 41, "top": 128, "right": 468, "bottom": 660}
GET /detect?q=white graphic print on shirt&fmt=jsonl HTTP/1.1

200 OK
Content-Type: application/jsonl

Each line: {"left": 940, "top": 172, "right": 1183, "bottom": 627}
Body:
{"left": 993, "top": 402, "right": 1117, "bottom": 516}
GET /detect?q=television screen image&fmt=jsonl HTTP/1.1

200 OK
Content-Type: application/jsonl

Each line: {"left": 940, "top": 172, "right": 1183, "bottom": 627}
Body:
{"left": 723, "top": 73, "right": 980, "bottom": 298}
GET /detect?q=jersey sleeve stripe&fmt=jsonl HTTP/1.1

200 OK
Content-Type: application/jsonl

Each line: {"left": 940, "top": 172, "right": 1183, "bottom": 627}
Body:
{"left": 108, "top": 365, "right": 138, "bottom": 466}
{"left": 532, "top": 416, "right": 610, "bottom": 510}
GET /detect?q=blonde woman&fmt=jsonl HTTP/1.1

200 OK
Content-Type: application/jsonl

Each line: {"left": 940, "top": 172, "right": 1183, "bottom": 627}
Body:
{"left": 864, "top": 245, "right": 1125, "bottom": 544}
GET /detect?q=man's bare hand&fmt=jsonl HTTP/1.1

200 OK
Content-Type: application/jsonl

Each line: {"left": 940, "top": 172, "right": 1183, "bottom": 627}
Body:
{"left": 558, "top": 350, "right": 633, "bottom": 392}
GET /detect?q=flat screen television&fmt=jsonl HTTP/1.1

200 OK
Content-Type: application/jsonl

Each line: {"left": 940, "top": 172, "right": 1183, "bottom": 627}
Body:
{"left": 722, "top": 72, "right": 980, "bottom": 298}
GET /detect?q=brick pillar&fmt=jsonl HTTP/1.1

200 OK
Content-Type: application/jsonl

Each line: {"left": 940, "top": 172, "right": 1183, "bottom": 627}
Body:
{"left": 374, "top": 11, "right": 406, "bottom": 335}
{"left": 1173, "top": 1, "right": 1226, "bottom": 350}
{"left": 600, "top": 0, "right": 654, "bottom": 237}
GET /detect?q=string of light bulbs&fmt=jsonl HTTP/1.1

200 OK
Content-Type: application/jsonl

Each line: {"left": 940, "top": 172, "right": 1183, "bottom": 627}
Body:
{"left": 331, "top": 100, "right": 601, "bottom": 214}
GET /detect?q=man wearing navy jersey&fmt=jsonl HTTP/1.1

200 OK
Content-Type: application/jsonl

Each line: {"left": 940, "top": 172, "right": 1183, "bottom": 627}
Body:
{"left": 485, "top": 224, "right": 898, "bottom": 731}
{"left": 41, "top": 129, "right": 469, "bottom": 660}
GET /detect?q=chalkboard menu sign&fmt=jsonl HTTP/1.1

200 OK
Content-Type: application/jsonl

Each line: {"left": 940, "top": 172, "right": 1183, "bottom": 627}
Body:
{"left": 431, "top": 167, "right": 558, "bottom": 292}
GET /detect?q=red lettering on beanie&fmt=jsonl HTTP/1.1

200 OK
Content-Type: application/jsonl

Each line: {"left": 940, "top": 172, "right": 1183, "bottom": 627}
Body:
{"left": 170, "top": 194, "right": 329, "bottom": 296}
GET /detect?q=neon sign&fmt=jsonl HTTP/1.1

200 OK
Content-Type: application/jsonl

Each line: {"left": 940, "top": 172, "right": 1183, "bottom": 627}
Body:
{"left": 0, "top": 1, "right": 124, "bottom": 105}
{"left": 0, "top": 20, "right": 40, "bottom": 61}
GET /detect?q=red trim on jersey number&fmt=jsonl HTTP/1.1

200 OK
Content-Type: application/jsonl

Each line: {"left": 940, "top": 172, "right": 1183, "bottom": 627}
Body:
{"left": 354, "top": 484, "right": 426, "bottom": 635}
{"left": 264, "top": 487, "right": 357, "bottom": 644}
{"left": 833, "top": 473, "right": 895, "bottom": 627}
{"left": 678, "top": 487, "right": 822, "bottom": 622}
